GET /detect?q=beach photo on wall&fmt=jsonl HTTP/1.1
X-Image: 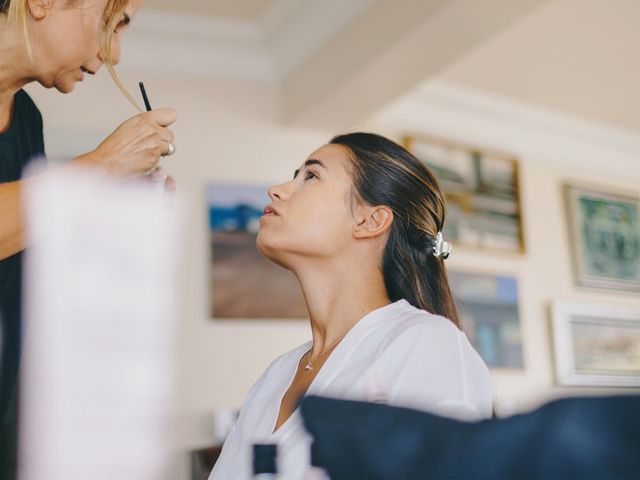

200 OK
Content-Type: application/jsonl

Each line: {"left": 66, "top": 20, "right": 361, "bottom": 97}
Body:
{"left": 449, "top": 271, "right": 524, "bottom": 369}
{"left": 405, "top": 134, "right": 524, "bottom": 254}
{"left": 207, "top": 182, "right": 307, "bottom": 319}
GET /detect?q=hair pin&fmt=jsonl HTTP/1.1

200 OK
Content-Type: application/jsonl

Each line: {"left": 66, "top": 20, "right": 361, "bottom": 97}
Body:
{"left": 433, "top": 231, "right": 452, "bottom": 259}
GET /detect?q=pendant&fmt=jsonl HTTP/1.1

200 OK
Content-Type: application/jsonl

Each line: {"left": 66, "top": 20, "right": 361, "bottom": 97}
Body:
{"left": 305, "top": 363, "right": 313, "bottom": 371}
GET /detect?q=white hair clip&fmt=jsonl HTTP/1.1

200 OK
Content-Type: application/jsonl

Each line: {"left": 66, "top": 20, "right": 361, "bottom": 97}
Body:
{"left": 433, "top": 231, "right": 452, "bottom": 259}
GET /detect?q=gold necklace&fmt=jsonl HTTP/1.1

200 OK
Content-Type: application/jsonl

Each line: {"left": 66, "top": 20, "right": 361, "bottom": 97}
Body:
{"left": 304, "top": 333, "right": 348, "bottom": 371}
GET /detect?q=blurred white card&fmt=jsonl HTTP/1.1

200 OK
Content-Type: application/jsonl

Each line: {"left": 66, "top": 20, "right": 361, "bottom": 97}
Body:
{"left": 19, "top": 166, "right": 183, "bottom": 480}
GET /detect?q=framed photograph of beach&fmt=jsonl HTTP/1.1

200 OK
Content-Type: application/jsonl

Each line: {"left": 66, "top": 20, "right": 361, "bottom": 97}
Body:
{"left": 404, "top": 134, "right": 525, "bottom": 254}
{"left": 551, "top": 302, "right": 640, "bottom": 387}
{"left": 206, "top": 182, "right": 307, "bottom": 319}
{"left": 564, "top": 184, "right": 640, "bottom": 292}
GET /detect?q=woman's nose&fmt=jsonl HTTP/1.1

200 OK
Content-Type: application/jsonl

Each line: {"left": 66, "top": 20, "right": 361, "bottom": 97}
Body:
{"left": 267, "top": 185, "right": 281, "bottom": 202}
{"left": 268, "top": 181, "right": 290, "bottom": 202}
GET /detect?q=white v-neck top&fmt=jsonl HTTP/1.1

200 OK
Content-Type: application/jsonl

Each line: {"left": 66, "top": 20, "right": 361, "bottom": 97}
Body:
{"left": 209, "top": 299, "right": 493, "bottom": 480}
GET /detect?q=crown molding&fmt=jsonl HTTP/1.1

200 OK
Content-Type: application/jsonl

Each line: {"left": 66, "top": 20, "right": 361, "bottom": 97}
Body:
{"left": 119, "top": 10, "right": 276, "bottom": 83}
{"left": 372, "top": 80, "right": 640, "bottom": 179}
{"left": 119, "top": 0, "right": 379, "bottom": 83}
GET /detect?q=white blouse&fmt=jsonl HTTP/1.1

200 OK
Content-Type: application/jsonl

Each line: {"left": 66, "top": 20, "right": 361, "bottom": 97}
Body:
{"left": 209, "top": 299, "right": 493, "bottom": 480}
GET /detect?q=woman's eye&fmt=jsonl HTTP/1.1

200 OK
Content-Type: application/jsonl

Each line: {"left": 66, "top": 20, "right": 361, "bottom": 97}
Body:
{"left": 304, "top": 171, "right": 317, "bottom": 181}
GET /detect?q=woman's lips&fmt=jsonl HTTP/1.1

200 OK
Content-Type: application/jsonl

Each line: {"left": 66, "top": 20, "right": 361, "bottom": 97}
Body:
{"left": 263, "top": 205, "right": 279, "bottom": 216}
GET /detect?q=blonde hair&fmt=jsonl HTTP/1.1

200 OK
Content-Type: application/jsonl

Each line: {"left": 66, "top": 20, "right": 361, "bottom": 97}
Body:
{"left": 2, "top": 0, "right": 32, "bottom": 59}
{"left": 100, "top": 0, "right": 142, "bottom": 111}
{"left": 1, "top": 0, "right": 142, "bottom": 111}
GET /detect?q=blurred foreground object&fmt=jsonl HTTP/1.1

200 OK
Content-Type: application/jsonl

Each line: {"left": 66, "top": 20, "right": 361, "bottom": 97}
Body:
{"left": 19, "top": 166, "right": 184, "bottom": 480}
{"left": 301, "top": 394, "right": 640, "bottom": 480}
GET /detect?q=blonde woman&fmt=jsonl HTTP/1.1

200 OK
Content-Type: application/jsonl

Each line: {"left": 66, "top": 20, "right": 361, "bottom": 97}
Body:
{"left": 0, "top": 1, "right": 175, "bottom": 477}
{"left": 210, "top": 133, "right": 493, "bottom": 479}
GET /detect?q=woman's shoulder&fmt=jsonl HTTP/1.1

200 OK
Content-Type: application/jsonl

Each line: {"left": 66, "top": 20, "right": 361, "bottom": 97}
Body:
{"left": 376, "top": 300, "right": 487, "bottom": 373}
{"left": 383, "top": 299, "right": 462, "bottom": 344}
{"left": 372, "top": 301, "right": 493, "bottom": 419}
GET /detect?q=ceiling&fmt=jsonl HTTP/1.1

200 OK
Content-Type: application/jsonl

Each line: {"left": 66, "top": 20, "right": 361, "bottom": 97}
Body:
{"left": 137, "top": 0, "right": 640, "bottom": 134}
{"left": 145, "top": 0, "right": 275, "bottom": 21}
{"left": 438, "top": 0, "right": 640, "bottom": 134}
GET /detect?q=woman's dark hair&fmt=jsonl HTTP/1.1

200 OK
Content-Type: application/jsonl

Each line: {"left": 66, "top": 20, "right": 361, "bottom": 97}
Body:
{"left": 330, "top": 132, "right": 460, "bottom": 328}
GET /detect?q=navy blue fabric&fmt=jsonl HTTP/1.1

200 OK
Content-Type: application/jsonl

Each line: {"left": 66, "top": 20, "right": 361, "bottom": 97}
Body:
{"left": 0, "top": 89, "right": 44, "bottom": 479}
{"left": 301, "top": 395, "right": 640, "bottom": 480}
{"left": 0, "top": 89, "right": 43, "bottom": 420}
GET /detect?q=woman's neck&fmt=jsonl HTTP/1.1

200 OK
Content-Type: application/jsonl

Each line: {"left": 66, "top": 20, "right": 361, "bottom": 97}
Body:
{"left": 293, "top": 255, "right": 391, "bottom": 356}
{"left": 0, "top": 17, "right": 33, "bottom": 117}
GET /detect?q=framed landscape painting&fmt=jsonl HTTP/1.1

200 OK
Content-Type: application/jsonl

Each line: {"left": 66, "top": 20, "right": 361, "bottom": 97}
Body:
{"left": 564, "top": 184, "right": 640, "bottom": 292}
{"left": 207, "top": 182, "right": 307, "bottom": 319}
{"left": 405, "top": 134, "right": 525, "bottom": 254}
{"left": 551, "top": 302, "right": 640, "bottom": 387}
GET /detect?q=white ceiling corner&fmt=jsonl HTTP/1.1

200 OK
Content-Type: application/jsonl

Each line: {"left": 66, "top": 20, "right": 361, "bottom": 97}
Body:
{"left": 120, "top": 0, "right": 379, "bottom": 84}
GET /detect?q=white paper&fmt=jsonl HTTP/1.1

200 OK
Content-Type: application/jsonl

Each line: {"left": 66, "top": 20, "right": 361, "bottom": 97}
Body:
{"left": 19, "top": 166, "right": 183, "bottom": 480}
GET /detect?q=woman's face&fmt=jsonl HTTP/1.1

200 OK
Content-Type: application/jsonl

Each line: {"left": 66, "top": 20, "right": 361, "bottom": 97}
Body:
{"left": 257, "top": 143, "right": 361, "bottom": 269}
{"left": 28, "top": 0, "right": 142, "bottom": 93}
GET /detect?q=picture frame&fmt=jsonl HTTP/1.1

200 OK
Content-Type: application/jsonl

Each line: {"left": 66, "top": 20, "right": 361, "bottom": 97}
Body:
{"left": 404, "top": 134, "right": 525, "bottom": 254}
{"left": 206, "top": 182, "right": 307, "bottom": 319}
{"left": 564, "top": 184, "right": 640, "bottom": 292}
{"left": 449, "top": 271, "right": 524, "bottom": 369}
{"left": 551, "top": 301, "right": 640, "bottom": 387}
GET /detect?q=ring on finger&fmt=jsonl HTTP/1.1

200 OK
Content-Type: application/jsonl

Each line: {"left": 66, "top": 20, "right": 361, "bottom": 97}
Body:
{"left": 165, "top": 141, "right": 176, "bottom": 156}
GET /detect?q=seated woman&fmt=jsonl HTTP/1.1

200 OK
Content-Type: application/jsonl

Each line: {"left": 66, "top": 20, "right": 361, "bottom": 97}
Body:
{"left": 209, "top": 132, "right": 493, "bottom": 479}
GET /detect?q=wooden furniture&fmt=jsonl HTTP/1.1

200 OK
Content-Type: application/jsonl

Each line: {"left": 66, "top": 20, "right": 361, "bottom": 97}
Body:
{"left": 190, "top": 444, "right": 223, "bottom": 480}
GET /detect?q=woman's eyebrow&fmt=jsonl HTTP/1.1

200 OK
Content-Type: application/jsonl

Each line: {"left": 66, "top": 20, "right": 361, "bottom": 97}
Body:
{"left": 293, "top": 159, "right": 327, "bottom": 179}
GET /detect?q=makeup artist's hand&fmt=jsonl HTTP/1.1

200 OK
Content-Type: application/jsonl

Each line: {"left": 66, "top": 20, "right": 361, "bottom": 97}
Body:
{"left": 75, "top": 108, "right": 177, "bottom": 175}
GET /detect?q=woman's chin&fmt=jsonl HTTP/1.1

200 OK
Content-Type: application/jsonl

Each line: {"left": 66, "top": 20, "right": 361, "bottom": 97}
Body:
{"left": 255, "top": 233, "right": 272, "bottom": 257}
{"left": 46, "top": 75, "right": 77, "bottom": 94}
{"left": 256, "top": 236, "right": 288, "bottom": 269}
{"left": 55, "top": 81, "right": 76, "bottom": 94}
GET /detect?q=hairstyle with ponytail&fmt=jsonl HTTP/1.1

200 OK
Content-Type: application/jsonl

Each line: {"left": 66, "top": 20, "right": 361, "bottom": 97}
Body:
{"left": 330, "top": 132, "right": 461, "bottom": 328}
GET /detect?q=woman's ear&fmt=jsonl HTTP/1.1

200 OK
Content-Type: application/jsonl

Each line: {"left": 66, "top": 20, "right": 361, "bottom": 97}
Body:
{"left": 353, "top": 205, "right": 394, "bottom": 239}
{"left": 26, "top": 0, "right": 52, "bottom": 20}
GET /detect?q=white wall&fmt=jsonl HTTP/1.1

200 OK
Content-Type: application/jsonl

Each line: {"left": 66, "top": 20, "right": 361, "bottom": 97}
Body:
{"left": 26, "top": 71, "right": 640, "bottom": 477}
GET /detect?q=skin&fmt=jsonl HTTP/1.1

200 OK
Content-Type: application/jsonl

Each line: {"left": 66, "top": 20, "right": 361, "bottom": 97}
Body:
{"left": 256, "top": 143, "right": 396, "bottom": 431}
{"left": 0, "top": 0, "right": 176, "bottom": 260}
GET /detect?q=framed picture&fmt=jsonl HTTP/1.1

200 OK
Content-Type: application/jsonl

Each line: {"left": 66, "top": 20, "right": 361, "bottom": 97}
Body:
{"left": 449, "top": 271, "right": 524, "bottom": 369}
{"left": 564, "top": 184, "right": 640, "bottom": 292}
{"left": 207, "top": 182, "right": 307, "bottom": 319}
{"left": 551, "top": 302, "right": 640, "bottom": 387}
{"left": 405, "top": 134, "right": 525, "bottom": 254}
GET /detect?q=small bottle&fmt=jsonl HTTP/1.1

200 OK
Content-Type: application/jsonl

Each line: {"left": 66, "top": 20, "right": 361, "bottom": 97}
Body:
{"left": 304, "top": 441, "right": 330, "bottom": 480}
{"left": 252, "top": 443, "right": 278, "bottom": 479}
